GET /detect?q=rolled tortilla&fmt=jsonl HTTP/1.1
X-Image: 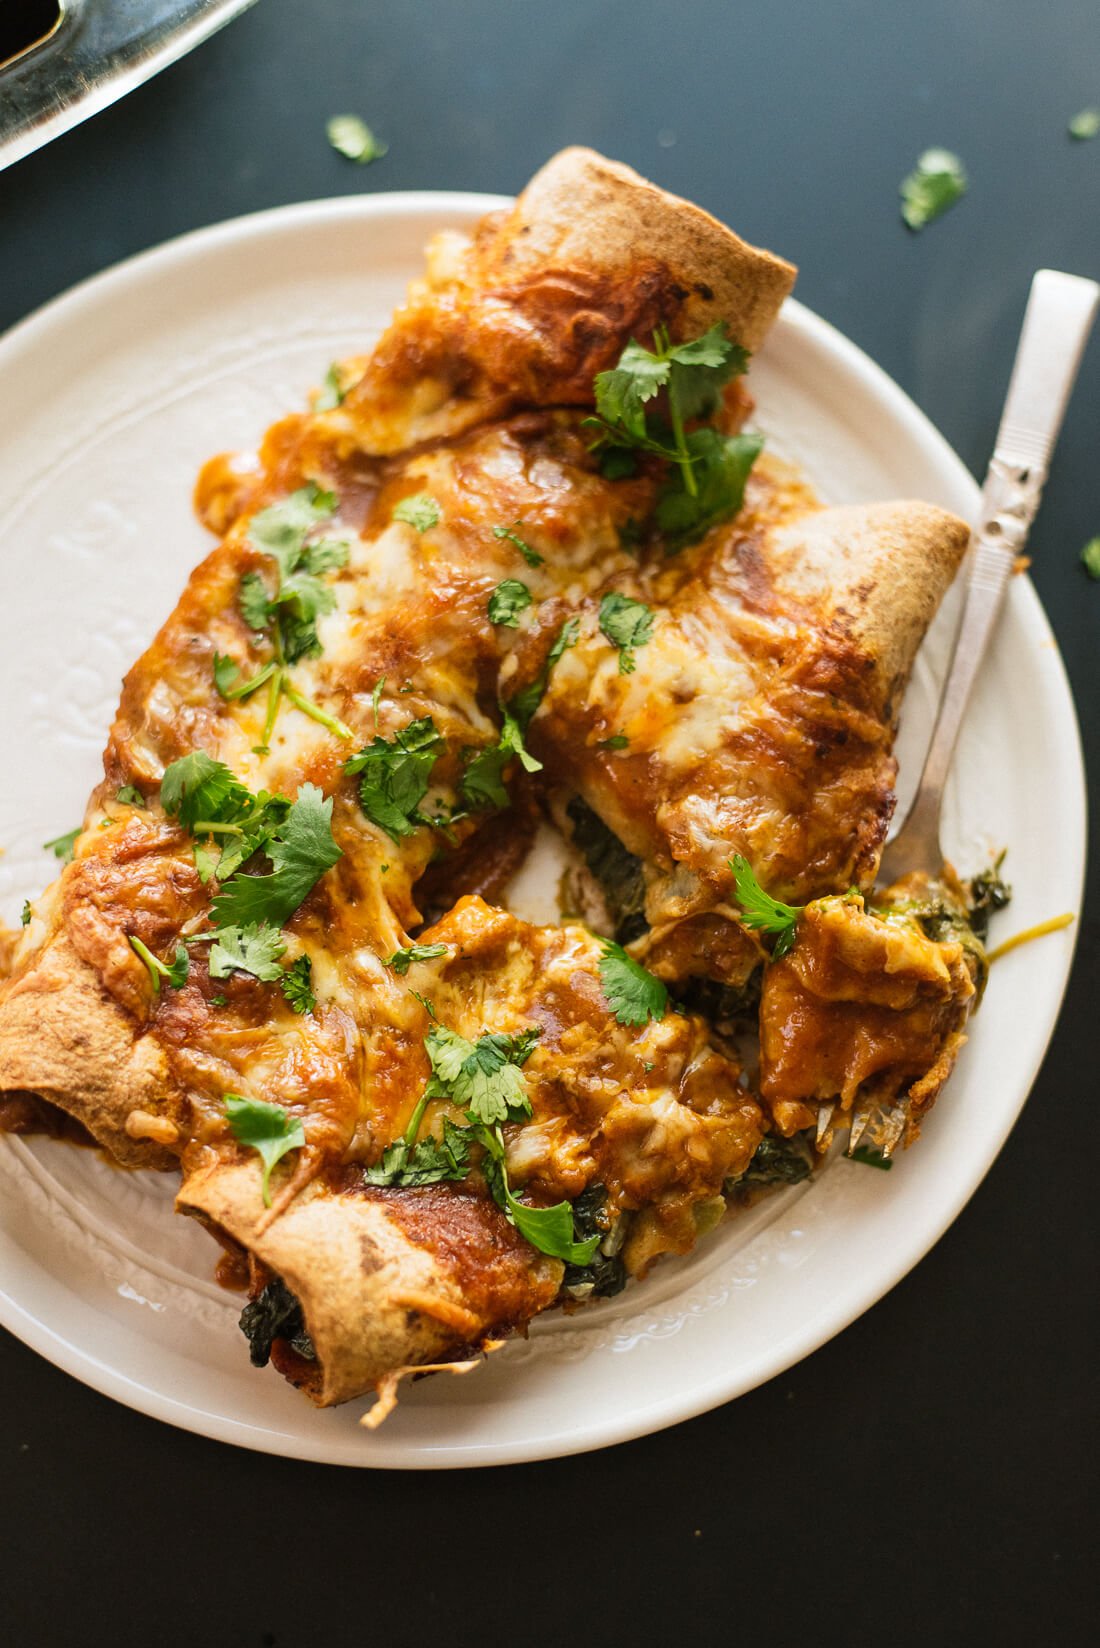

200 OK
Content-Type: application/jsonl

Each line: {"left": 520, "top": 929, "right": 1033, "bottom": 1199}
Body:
{"left": 178, "top": 1160, "right": 561, "bottom": 1406}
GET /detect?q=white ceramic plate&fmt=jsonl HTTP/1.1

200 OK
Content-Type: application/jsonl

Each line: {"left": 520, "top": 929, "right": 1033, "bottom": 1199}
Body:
{"left": 0, "top": 195, "right": 1084, "bottom": 1469}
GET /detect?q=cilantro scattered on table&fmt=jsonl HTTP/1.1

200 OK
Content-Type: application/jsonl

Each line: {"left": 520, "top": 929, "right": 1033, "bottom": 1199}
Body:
{"left": 1068, "top": 108, "right": 1100, "bottom": 140}
{"left": 900, "top": 149, "right": 968, "bottom": 230}
{"left": 326, "top": 115, "right": 387, "bottom": 165}
{"left": 1080, "top": 536, "right": 1100, "bottom": 579}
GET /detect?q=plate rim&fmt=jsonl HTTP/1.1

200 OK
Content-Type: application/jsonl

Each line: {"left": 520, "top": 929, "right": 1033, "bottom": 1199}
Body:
{"left": 0, "top": 190, "right": 1086, "bottom": 1468}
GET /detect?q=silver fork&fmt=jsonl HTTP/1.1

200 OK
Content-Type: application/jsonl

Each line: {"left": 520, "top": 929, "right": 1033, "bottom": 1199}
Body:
{"left": 833, "top": 269, "right": 1099, "bottom": 1155}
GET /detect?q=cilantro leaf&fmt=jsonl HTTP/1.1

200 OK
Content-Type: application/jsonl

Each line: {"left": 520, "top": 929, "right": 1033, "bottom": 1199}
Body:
{"left": 116, "top": 785, "right": 144, "bottom": 807}
{"left": 424, "top": 1024, "right": 539, "bottom": 1125}
{"left": 393, "top": 493, "right": 441, "bottom": 532}
{"left": 598, "top": 734, "right": 629, "bottom": 750}
{"left": 1069, "top": 107, "right": 1100, "bottom": 140}
{"left": 224, "top": 1094, "right": 305, "bottom": 1206}
{"left": 326, "top": 114, "right": 387, "bottom": 164}
{"left": 211, "top": 784, "right": 342, "bottom": 930}
{"left": 362, "top": 1118, "right": 472, "bottom": 1188}
{"left": 476, "top": 1124, "right": 599, "bottom": 1264}
{"left": 598, "top": 593, "right": 655, "bottom": 675}
{"left": 900, "top": 149, "right": 967, "bottom": 231}
{"left": 239, "top": 571, "right": 274, "bottom": 632}
{"left": 206, "top": 923, "right": 287, "bottom": 983}
{"left": 493, "top": 522, "right": 544, "bottom": 567}
{"left": 344, "top": 715, "right": 444, "bottom": 841}
{"left": 281, "top": 956, "right": 316, "bottom": 1014}
{"left": 129, "top": 935, "right": 189, "bottom": 993}
{"left": 44, "top": 827, "right": 80, "bottom": 863}
{"left": 460, "top": 617, "right": 577, "bottom": 811}
{"left": 385, "top": 942, "right": 449, "bottom": 975}
{"left": 20, "top": 901, "right": 31, "bottom": 927}
{"left": 597, "top": 939, "right": 668, "bottom": 1027}
{"left": 1080, "top": 537, "right": 1100, "bottom": 580}
{"left": 655, "top": 429, "right": 763, "bottom": 552}
{"left": 487, "top": 579, "right": 532, "bottom": 627}
{"left": 729, "top": 854, "right": 802, "bottom": 956}
{"left": 315, "top": 362, "right": 347, "bottom": 410}
{"left": 161, "top": 752, "right": 254, "bottom": 831}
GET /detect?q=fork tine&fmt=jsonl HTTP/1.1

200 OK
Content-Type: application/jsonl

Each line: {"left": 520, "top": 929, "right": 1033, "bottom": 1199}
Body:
{"left": 847, "top": 1100, "right": 875, "bottom": 1152}
{"left": 815, "top": 1103, "right": 836, "bottom": 1147}
{"left": 879, "top": 1101, "right": 909, "bottom": 1158}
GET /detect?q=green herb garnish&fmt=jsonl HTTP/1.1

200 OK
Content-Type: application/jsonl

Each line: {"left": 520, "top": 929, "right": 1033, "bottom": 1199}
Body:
{"left": 1080, "top": 537, "right": 1100, "bottom": 580}
{"left": 900, "top": 148, "right": 967, "bottom": 231}
{"left": 598, "top": 734, "right": 629, "bottom": 750}
{"left": 116, "top": 785, "right": 144, "bottom": 807}
{"left": 460, "top": 617, "right": 578, "bottom": 811}
{"left": 129, "top": 935, "right": 189, "bottom": 993}
{"left": 205, "top": 923, "right": 287, "bottom": 983}
{"left": 493, "top": 522, "right": 544, "bottom": 567}
{"left": 326, "top": 115, "right": 387, "bottom": 164}
{"left": 344, "top": 715, "right": 445, "bottom": 841}
{"left": 487, "top": 579, "right": 532, "bottom": 627}
{"left": 384, "top": 942, "right": 449, "bottom": 975}
{"left": 393, "top": 493, "right": 441, "bottom": 533}
{"left": 281, "top": 956, "right": 316, "bottom": 1014}
{"left": 1068, "top": 108, "right": 1100, "bottom": 141}
{"left": 210, "top": 784, "right": 342, "bottom": 931}
{"left": 729, "top": 855, "right": 803, "bottom": 957}
{"left": 20, "top": 901, "right": 31, "bottom": 927}
{"left": 597, "top": 939, "right": 667, "bottom": 1027}
{"left": 315, "top": 363, "right": 347, "bottom": 410}
{"left": 44, "top": 827, "right": 80, "bottom": 863}
{"left": 224, "top": 1095, "right": 305, "bottom": 1206}
{"left": 598, "top": 593, "right": 655, "bottom": 675}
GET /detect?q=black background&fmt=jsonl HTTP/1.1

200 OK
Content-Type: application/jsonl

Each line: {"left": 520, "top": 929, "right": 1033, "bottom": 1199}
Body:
{"left": 1, "top": 3, "right": 1096, "bottom": 1643}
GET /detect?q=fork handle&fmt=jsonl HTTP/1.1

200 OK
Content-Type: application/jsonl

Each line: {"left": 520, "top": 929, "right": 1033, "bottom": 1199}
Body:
{"left": 898, "top": 269, "right": 1099, "bottom": 857}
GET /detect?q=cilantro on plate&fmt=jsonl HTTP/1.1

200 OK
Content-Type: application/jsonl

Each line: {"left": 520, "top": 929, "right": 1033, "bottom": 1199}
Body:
{"left": 224, "top": 1094, "right": 306, "bottom": 1206}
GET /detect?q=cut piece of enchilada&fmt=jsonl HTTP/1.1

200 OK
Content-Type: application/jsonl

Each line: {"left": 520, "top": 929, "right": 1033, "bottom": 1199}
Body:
{"left": 0, "top": 148, "right": 976, "bottom": 1416}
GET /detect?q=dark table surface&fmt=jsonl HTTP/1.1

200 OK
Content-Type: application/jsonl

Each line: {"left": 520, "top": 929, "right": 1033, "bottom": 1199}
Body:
{"left": 1, "top": 2, "right": 1096, "bottom": 1642}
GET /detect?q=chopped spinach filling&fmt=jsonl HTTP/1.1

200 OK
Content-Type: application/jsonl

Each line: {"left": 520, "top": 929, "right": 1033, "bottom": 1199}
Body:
{"left": 728, "top": 1131, "right": 814, "bottom": 1193}
{"left": 560, "top": 1183, "right": 628, "bottom": 1300}
{"left": 967, "top": 858, "right": 1011, "bottom": 943}
{"left": 239, "top": 1276, "right": 316, "bottom": 1367}
{"left": 565, "top": 797, "right": 648, "bottom": 942}
{"left": 678, "top": 969, "right": 762, "bottom": 1029}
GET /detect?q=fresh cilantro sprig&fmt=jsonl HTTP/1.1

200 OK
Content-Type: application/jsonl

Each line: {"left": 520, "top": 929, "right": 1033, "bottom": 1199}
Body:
{"left": 1080, "top": 537, "right": 1100, "bottom": 580}
{"left": 1069, "top": 108, "right": 1100, "bottom": 141}
{"left": 584, "top": 323, "right": 760, "bottom": 550}
{"left": 461, "top": 617, "right": 579, "bottom": 812}
{"left": 598, "top": 593, "right": 655, "bottom": 675}
{"left": 221, "top": 485, "right": 353, "bottom": 751}
{"left": 364, "top": 1021, "right": 598, "bottom": 1264}
{"left": 385, "top": 942, "right": 449, "bottom": 975}
{"left": 129, "top": 935, "right": 189, "bottom": 994}
{"left": 487, "top": 579, "right": 532, "bottom": 627}
{"left": 161, "top": 753, "right": 291, "bottom": 883}
{"left": 326, "top": 114, "right": 387, "bottom": 164}
{"left": 598, "top": 940, "right": 667, "bottom": 1027}
{"left": 344, "top": 715, "right": 446, "bottom": 842}
{"left": 211, "top": 784, "right": 342, "bottom": 930}
{"left": 116, "top": 785, "right": 144, "bottom": 807}
{"left": 224, "top": 1094, "right": 305, "bottom": 1206}
{"left": 281, "top": 956, "right": 316, "bottom": 1014}
{"left": 729, "top": 854, "right": 803, "bottom": 957}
